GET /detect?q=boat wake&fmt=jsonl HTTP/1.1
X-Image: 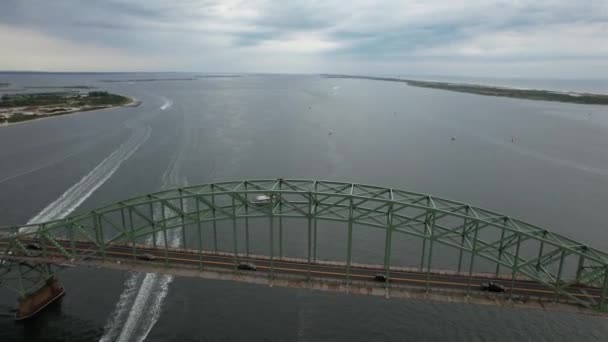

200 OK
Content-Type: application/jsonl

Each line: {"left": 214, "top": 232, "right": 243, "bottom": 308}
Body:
{"left": 100, "top": 105, "right": 188, "bottom": 342}
{"left": 100, "top": 225, "right": 180, "bottom": 342}
{"left": 22, "top": 123, "right": 151, "bottom": 229}
{"left": 160, "top": 98, "right": 173, "bottom": 111}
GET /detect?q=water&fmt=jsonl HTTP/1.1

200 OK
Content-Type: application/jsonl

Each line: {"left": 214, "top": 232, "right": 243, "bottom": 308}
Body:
{"left": 1, "top": 73, "right": 608, "bottom": 341}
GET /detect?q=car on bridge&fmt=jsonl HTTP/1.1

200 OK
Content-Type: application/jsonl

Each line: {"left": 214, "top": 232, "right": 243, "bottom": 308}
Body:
{"left": 480, "top": 281, "right": 506, "bottom": 293}
{"left": 26, "top": 243, "right": 42, "bottom": 250}
{"left": 373, "top": 274, "right": 387, "bottom": 282}
{"left": 137, "top": 253, "right": 157, "bottom": 261}
{"left": 237, "top": 262, "right": 257, "bottom": 271}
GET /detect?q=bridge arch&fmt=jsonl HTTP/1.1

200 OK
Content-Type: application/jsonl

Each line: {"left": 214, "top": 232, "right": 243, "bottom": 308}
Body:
{"left": 2, "top": 179, "right": 608, "bottom": 311}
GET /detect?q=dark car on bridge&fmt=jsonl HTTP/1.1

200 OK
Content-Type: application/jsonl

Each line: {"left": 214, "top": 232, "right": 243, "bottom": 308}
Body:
{"left": 137, "top": 253, "right": 157, "bottom": 261}
{"left": 480, "top": 281, "right": 506, "bottom": 293}
{"left": 373, "top": 274, "right": 387, "bottom": 282}
{"left": 237, "top": 262, "right": 257, "bottom": 271}
{"left": 26, "top": 243, "right": 42, "bottom": 250}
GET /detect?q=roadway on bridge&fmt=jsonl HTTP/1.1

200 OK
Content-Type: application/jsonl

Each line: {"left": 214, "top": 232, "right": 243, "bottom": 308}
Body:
{"left": 1, "top": 240, "right": 601, "bottom": 303}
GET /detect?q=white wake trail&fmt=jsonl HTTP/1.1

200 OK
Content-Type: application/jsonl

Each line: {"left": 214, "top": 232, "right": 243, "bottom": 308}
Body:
{"left": 116, "top": 219, "right": 182, "bottom": 342}
{"left": 102, "top": 201, "right": 184, "bottom": 342}
{"left": 24, "top": 125, "right": 151, "bottom": 226}
{"left": 160, "top": 98, "right": 173, "bottom": 111}
{"left": 100, "top": 98, "right": 184, "bottom": 342}
{"left": 99, "top": 274, "right": 142, "bottom": 342}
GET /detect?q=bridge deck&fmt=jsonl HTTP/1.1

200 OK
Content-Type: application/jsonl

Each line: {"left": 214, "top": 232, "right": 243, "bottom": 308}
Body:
{"left": 2, "top": 240, "right": 601, "bottom": 308}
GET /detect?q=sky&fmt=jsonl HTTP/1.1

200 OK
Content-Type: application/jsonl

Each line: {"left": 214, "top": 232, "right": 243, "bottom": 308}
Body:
{"left": 0, "top": 0, "right": 607, "bottom": 78}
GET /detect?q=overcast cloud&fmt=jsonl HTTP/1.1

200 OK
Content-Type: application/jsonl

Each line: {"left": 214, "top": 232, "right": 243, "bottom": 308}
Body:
{"left": 0, "top": 0, "right": 607, "bottom": 77}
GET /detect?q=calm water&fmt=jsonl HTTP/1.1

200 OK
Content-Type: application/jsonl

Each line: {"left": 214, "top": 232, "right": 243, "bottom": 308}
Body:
{"left": 1, "top": 73, "right": 607, "bottom": 341}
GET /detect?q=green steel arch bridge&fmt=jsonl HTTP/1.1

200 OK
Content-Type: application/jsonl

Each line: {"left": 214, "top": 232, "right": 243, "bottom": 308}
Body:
{"left": 1, "top": 179, "right": 607, "bottom": 319}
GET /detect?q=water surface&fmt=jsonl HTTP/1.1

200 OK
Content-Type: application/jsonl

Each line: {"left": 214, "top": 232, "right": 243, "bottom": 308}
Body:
{"left": 1, "top": 73, "right": 607, "bottom": 341}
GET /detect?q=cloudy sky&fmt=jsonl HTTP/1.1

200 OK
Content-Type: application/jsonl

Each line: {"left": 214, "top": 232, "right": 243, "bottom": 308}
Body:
{"left": 0, "top": 0, "right": 607, "bottom": 77}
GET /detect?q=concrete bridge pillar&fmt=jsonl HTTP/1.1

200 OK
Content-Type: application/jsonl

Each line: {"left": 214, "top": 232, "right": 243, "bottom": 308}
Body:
{"left": 16, "top": 276, "right": 65, "bottom": 320}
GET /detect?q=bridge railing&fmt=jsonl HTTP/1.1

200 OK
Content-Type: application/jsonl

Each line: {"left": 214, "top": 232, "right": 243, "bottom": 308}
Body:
{"left": 1, "top": 179, "right": 607, "bottom": 311}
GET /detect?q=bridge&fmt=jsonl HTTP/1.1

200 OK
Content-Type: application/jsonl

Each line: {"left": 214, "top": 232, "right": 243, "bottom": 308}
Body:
{"left": 1, "top": 179, "right": 607, "bottom": 319}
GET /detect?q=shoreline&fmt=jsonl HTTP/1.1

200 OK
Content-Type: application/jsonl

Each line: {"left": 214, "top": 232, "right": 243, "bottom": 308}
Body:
{"left": 0, "top": 96, "right": 141, "bottom": 128}
{"left": 323, "top": 74, "right": 608, "bottom": 105}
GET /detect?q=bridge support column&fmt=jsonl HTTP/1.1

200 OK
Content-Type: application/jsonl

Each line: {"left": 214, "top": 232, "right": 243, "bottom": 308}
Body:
{"left": 307, "top": 213, "right": 312, "bottom": 282}
{"left": 384, "top": 201, "right": 393, "bottom": 298}
{"left": 495, "top": 228, "right": 506, "bottom": 276}
{"left": 600, "top": 266, "right": 608, "bottom": 312}
{"left": 419, "top": 239, "right": 426, "bottom": 272}
{"left": 245, "top": 182, "right": 250, "bottom": 257}
{"left": 345, "top": 195, "right": 354, "bottom": 287}
{"left": 269, "top": 196, "right": 274, "bottom": 281}
{"left": 536, "top": 232, "right": 547, "bottom": 271}
{"left": 180, "top": 193, "right": 187, "bottom": 249}
{"left": 68, "top": 218, "right": 77, "bottom": 257}
{"left": 196, "top": 196, "right": 204, "bottom": 271}
{"left": 232, "top": 197, "right": 238, "bottom": 270}
{"left": 124, "top": 208, "right": 136, "bottom": 261}
{"left": 575, "top": 255, "right": 585, "bottom": 280}
{"left": 94, "top": 213, "right": 105, "bottom": 261}
{"left": 457, "top": 213, "right": 468, "bottom": 274}
{"left": 279, "top": 181, "right": 283, "bottom": 258}
{"left": 466, "top": 221, "right": 480, "bottom": 296}
{"left": 307, "top": 191, "right": 313, "bottom": 283}
{"left": 313, "top": 219, "right": 318, "bottom": 261}
{"left": 149, "top": 200, "right": 157, "bottom": 248}
{"left": 509, "top": 236, "right": 522, "bottom": 300}
{"left": 212, "top": 186, "right": 218, "bottom": 253}
{"left": 161, "top": 202, "right": 169, "bottom": 266}
{"left": 553, "top": 250, "right": 566, "bottom": 303}
{"left": 425, "top": 210, "right": 436, "bottom": 292}
{"left": 16, "top": 276, "right": 64, "bottom": 320}
{"left": 312, "top": 182, "right": 318, "bottom": 262}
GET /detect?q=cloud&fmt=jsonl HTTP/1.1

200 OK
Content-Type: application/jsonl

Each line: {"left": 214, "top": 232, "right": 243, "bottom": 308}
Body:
{"left": 416, "top": 22, "right": 608, "bottom": 60}
{"left": 0, "top": 0, "right": 607, "bottom": 77}
{"left": 0, "top": 24, "right": 163, "bottom": 71}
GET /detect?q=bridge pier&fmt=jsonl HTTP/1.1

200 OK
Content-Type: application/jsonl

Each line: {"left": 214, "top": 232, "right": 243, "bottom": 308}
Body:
{"left": 16, "top": 276, "right": 64, "bottom": 320}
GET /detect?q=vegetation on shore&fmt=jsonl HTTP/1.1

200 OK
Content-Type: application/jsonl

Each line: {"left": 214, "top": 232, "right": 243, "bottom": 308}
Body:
{"left": 24, "top": 85, "right": 96, "bottom": 89}
{"left": 0, "top": 83, "right": 9, "bottom": 87}
{"left": 323, "top": 74, "right": 608, "bottom": 105}
{"left": 0, "top": 91, "right": 130, "bottom": 108}
{"left": 0, "top": 91, "right": 134, "bottom": 124}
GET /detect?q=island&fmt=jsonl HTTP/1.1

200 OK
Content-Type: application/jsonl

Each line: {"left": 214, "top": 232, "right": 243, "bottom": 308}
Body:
{"left": 322, "top": 74, "right": 608, "bottom": 105}
{"left": 24, "top": 85, "right": 97, "bottom": 89}
{"left": 0, "top": 83, "right": 10, "bottom": 87}
{"left": 0, "top": 91, "right": 139, "bottom": 124}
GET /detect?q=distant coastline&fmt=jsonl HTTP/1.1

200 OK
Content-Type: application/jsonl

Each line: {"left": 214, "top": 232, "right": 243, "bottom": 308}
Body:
{"left": 99, "top": 78, "right": 196, "bottom": 83}
{"left": 194, "top": 75, "right": 242, "bottom": 78}
{"left": 0, "top": 91, "right": 140, "bottom": 127}
{"left": 322, "top": 74, "right": 608, "bottom": 105}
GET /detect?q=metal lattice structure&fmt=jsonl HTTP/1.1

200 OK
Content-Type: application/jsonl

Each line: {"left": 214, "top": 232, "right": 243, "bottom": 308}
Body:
{"left": 1, "top": 179, "right": 607, "bottom": 311}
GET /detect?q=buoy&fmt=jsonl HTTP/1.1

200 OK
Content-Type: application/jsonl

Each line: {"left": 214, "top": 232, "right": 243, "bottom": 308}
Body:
{"left": 450, "top": 136, "right": 456, "bottom": 141}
